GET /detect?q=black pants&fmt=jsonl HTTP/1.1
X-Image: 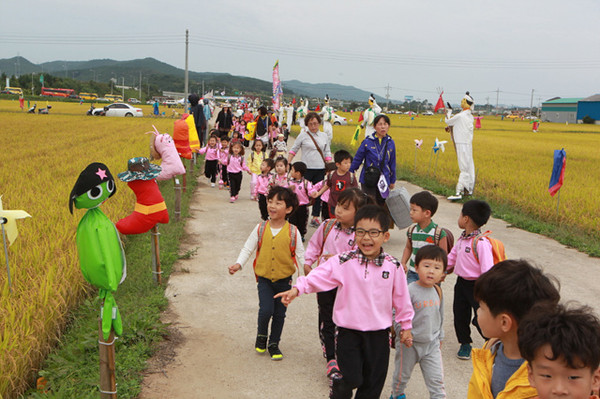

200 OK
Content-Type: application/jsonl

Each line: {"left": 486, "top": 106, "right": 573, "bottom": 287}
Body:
{"left": 288, "top": 204, "right": 308, "bottom": 238}
{"left": 257, "top": 276, "right": 292, "bottom": 344}
{"left": 453, "top": 276, "right": 486, "bottom": 344}
{"left": 204, "top": 159, "right": 218, "bottom": 183}
{"left": 317, "top": 288, "right": 338, "bottom": 361}
{"left": 258, "top": 194, "right": 268, "bottom": 220}
{"left": 304, "top": 168, "right": 325, "bottom": 217}
{"left": 229, "top": 172, "right": 242, "bottom": 197}
{"left": 361, "top": 183, "right": 385, "bottom": 206}
{"left": 332, "top": 327, "right": 390, "bottom": 399}
{"left": 219, "top": 164, "right": 228, "bottom": 186}
{"left": 218, "top": 129, "right": 229, "bottom": 139}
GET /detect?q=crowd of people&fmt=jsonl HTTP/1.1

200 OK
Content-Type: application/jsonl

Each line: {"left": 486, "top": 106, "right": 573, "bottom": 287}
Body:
{"left": 196, "top": 98, "right": 600, "bottom": 399}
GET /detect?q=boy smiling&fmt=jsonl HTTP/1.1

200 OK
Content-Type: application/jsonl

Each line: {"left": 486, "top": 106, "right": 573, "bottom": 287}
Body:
{"left": 276, "top": 205, "right": 413, "bottom": 398}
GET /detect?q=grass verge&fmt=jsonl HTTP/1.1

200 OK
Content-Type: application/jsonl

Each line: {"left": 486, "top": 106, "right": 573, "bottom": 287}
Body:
{"left": 24, "top": 162, "right": 200, "bottom": 398}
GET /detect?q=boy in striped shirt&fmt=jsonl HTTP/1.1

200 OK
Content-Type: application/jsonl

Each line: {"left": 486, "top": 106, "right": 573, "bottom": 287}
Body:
{"left": 401, "top": 191, "right": 449, "bottom": 284}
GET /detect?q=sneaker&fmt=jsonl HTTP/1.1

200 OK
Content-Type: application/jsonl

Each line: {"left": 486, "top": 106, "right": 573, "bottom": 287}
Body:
{"left": 268, "top": 343, "right": 283, "bottom": 361}
{"left": 457, "top": 343, "right": 472, "bottom": 360}
{"left": 326, "top": 359, "right": 342, "bottom": 379}
{"left": 447, "top": 193, "right": 463, "bottom": 201}
{"left": 211, "top": 183, "right": 215, "bottom": 188}
{"left": 230, "top": 196, "right": 236, "bottom": 203}
{"left": 309, "top": 218, "right": 320, "bottom": 228}
{"left": 255, "top": 335, "right": 267, "bottom": 354}
{"left": 235, "top": 195, "right": 239, "bottom": 200}
{"left": 219, "top": 184, "right": 224, "bottom": 190}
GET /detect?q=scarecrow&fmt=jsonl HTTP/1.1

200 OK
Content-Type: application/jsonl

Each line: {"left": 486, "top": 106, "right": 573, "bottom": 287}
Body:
{"left": 148, "top": 125, "right": 186, "bottom": 181}
{"left": 361, "top": 94, "right": 381, "bottom": 139}
{"left": 296, "top": 98, "right": 309, "bottom": 130}
{"left": 320, "top": 94, "right": 335, "bottom": 145}
{"left": 445, "top": 92, "right": 475, "bottom": 200}
{"left": 116, "top": 157, "right": 169, "bottom": 235}
{"left": 69, "top": 162, "right": 126, "bottom": 339}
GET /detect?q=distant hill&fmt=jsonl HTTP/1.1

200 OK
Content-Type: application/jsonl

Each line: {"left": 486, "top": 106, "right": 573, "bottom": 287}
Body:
{"left": 0, "top": 56, "right": 391, "bottom": 103}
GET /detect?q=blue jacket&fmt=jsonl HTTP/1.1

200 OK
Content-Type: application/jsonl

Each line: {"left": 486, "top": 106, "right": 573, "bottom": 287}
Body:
{"left": 350, "top": 135, "right": 396, "bottom": 185}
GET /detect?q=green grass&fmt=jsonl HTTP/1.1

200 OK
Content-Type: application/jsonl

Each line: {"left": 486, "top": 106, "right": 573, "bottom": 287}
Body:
{"left": 23, "top": 162, "right": 200, "bottom": 398}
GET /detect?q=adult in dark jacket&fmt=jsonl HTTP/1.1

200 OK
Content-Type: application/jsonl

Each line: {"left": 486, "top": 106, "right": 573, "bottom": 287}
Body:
{"left": 350, "top": 114, "right": 396, "bottom": 206}
{"left": 188, "top": 94, "right": 207, "bottom": 146}
{"left": 215, "top": 103, "right": 233, "bottom": 138}
{"left": 255, "top": 106, "right": 271, "bottom": 146}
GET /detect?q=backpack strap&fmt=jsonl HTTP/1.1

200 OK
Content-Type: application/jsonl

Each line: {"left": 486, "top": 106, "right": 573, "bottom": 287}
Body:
{"left": 433, "top": 225, "right": 442, "bottom": 246}
{"left": 407, "top": 224, "right": 416, "bottom": 243}
{"left": 318, "top": 219, "right": 339, "bottom": 258}
{"left": 288, "top": 223, "right": 299, "bottom": 277}
{"left": 471, "top": 230, "right": 492, "bottom": 263}
{"left": 433, "top": 283, "right": 442, "bottom": 301}
{"left": 252, "top": 221, "right": 269, "bottom": 281}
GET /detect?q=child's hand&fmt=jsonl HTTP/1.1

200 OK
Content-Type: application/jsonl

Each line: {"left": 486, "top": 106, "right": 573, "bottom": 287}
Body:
{"left": 321, "top": 254, "right": 334, "bottom": 261}
{"left": 303, "top": 264, "right": 312, "bottom": 276}
{"left": 228, "top": 263, "right": 242, "bottom": 275}
{"left": 400, "top": 329, "right": 413, "bottom": 348}
{"left": 310, "top": 192, "right": 319, "bottom": 199}
{"left": 274, "top": 287, "right": 299, "bottom": 306}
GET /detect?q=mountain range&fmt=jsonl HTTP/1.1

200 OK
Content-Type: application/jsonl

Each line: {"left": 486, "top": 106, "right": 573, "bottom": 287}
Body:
{"left": 0, "top": 56, "right": 389, "bottom": 103}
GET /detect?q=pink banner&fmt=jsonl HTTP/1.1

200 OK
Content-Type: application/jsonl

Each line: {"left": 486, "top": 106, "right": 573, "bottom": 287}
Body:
{"left": 272, "top": 60, "right": 282, "bottom": 111}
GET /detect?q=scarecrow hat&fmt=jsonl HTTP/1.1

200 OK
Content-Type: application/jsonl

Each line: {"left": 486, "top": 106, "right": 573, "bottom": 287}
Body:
{"left": 369, "top": 93, "right": 376, "bottom": 105}
{"left": 324, "top": 94, "right": 330, "bottom": 104}
{"left": 117, "top": 157, "right": 161, "bottom": 182}
{"left": 69, "top": 162, "right": 116, "bottom": 214}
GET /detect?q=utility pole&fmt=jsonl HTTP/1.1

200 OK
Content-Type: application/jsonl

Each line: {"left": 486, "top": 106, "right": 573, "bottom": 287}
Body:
{"left": 184, "top": 29, "right": 189, "bottom": 111}
{"left": 495, "top": 88, "right": 500, "bottom": 113}
{"left": 122, "top": 77, "right": 125, "bottom": 100}
{"left": 139, "top": 71, "right": 142, "bottom": 100}
{"left": 202, "top": 80, "right": 205, "bottom": 97}
{"left": 385, "top": 84, "right": 391, "bottom": 111}
{"left": 530, "top": 89, "right": 535, "bottom": 116}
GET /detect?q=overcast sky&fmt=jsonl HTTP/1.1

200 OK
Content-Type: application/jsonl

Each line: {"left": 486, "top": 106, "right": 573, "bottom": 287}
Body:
{"left": 2, "top": 0, "right": 599, "bottom": 106}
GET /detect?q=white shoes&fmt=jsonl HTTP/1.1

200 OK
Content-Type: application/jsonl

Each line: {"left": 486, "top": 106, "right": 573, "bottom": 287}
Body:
{"left": 211, "top": 183, "right": 215, "bottom": 188}
{"left": 447, "top": 193, "right": 462, "bottom": 201}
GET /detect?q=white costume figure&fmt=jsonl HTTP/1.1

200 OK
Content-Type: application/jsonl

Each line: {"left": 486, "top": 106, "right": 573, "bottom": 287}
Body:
{"left": 320, "top": 94, "right": 335, "bottom": 145}
{"left": 361, "top": 93, "right": 381, "bottom": 139}
{"left": 286, "top": 103, "right": 294, "bottom": 127}
{"left": 445, "top": 92, "right": 475, "bottom": 200}
{"left": 277, "top": 105, "right": 285, "bottom": 127}
{"left": 297, "top": 98, "right": 309, "bottom": 131}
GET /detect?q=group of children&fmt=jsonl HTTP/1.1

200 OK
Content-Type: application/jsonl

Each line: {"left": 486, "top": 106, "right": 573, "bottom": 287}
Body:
{"left": 222, "top": 139, "right": 600, "bottom": 398}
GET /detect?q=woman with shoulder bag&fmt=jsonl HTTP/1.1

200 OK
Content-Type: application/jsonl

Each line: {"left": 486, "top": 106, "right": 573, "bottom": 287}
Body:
{"left": 350, "top": 114, "right": 396, "bottom": 206}
{"left": 288, "top": 112, "right": 333, "bottom": 227}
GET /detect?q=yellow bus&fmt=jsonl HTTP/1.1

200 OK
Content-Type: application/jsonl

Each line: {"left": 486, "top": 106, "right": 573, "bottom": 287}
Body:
{"left": 104, "top": 94, "right": 123, "bottom": 103}
{"left": 79, "top": 92, "right": 98, "bottom": 101}
{"left": 3, "top": 87, "right": 23, "bottom": 95}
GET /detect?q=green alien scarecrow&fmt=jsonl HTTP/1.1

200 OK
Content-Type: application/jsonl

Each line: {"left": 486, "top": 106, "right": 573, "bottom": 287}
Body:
{"left": 69, "top": 162, "right": 126, "bottom": 340}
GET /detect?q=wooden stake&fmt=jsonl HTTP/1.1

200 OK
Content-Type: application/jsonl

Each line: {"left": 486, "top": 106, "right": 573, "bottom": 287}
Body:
{"left": 181, "top": 157, "right": 187, "bottom": 193}
{"left": 98, "top": 318, "right": 117, "bottom": 399}
{"left": 150, "top": 225, "right": 162, "bottom": 285}
{"left": 174, "top": 178, "right": 182, "bottom": 221}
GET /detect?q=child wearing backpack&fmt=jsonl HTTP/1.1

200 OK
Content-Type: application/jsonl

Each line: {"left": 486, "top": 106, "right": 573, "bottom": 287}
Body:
{"left": 226, "top": 142, "right": 250, "bottom": 203}
{"left": 197, "top": 134, "right": 220, "bottom": 187}
{"left": 303, "top": 188, "right": 373, "bottom": 380}
{"left": 401, "top": 191, "right": 450, "bottom": 284}
{"left": 391, "top": 245, "right": 447, "bottom": 399}
{"left": 248, "top": 140, "right": 266, "bottom": 200}
{"left": 288, "top": 161, "right": 312, "bottom": 241}
{"left": 311, "top": 150, "right": 358, "bottom": 216}
{"left": 218, "top": 137, "right": 230, "bottom": 190}
{"left": 228, "top": 186, "right": 304, "bottom": 360}
{"left": 447, "top": 199, "right": 499, "bottom": 361}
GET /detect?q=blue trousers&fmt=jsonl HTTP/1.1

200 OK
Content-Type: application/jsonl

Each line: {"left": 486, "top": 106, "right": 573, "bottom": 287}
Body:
{"left": 257, "top": 276, "right": 292, "bottom": 344}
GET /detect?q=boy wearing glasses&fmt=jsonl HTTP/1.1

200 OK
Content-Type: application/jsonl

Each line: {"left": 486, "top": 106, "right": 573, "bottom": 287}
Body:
{"left": 276, "top": 205, "right": 414, "bottom": 398}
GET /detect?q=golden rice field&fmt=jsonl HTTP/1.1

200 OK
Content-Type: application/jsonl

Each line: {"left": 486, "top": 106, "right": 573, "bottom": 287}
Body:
{"left": 0, "top": 99, "right": 177, "bottom": 397}
{"left": 333, "top": 111, "right": 600, "bottom": 236}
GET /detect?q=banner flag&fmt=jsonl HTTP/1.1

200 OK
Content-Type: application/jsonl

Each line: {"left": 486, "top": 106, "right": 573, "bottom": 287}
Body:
{"left": 548, "top": 148, "right": 566, "bottom": 196}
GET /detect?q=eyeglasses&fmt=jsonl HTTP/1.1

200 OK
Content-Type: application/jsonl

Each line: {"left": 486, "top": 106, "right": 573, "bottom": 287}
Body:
{"left": 354, "top": 228, "right": 384, "bottom": 238}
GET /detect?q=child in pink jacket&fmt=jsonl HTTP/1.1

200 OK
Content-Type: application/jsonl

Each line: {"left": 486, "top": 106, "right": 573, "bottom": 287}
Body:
{"left": 226, "top": 142, "right": 250, "bottom": 203}
{"left": 198, "top": 135, "right": 221, "bottom": 187}
{"left": 253, "top": 158, "right": 275, "bottom": 220}
{"left": 303, "top": 188, "right": 372, "bottom": 380}
{"left": 277, "top": 205, "right": 414, "bottom": 398}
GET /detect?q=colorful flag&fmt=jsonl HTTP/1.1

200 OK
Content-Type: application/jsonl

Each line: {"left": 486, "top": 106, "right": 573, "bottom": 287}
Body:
{"left": 272, "top": 60, "right": 282, "bottom": 111}
{"left": 434, "top": 92, "right": 445, "bottom": 112}
{"left": 350, "top": 125, "right": 361, "bottom": 147}
{"left": 548, "top": 148, "right": 566, "bottom": 196}
{"left": 39, "top": 74, "right": 44, "bottom": 86}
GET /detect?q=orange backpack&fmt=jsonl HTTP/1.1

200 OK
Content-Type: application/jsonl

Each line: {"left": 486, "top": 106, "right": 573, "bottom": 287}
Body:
{"left": 173, "top": 114, "right": 192, "bottom": 159}
{"left": 472, "top": 230, "right": 506, "bottom": 265}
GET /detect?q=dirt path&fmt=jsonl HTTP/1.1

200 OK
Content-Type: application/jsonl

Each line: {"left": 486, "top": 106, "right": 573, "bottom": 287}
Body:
{"left": 140, "top": 148, "right": 600, "bottom": 398}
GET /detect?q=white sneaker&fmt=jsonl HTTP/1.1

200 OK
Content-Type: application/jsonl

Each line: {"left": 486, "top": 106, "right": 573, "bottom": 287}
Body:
{"left": 211, "top": 183, "right": 215, "bottom": 188}
{"left": 447, "top": 194, "right": 462, "bottom": 201}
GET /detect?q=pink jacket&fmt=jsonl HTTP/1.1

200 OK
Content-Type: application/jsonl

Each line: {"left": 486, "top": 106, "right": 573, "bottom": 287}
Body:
{"left": 310, "top": 180, "right": 330, "bottom": 203}
{"left": 198, "top": 144, "right": 220, "bottom": 161}
{"left": 226, "top": 154, "right": 250, "bottom": 173}
{"left": 447, "top": 232, "right": 494, "bottom": 280}
{"left": 305, "top": 220, "right": 356, "bottom": 267}
{"left": 269, "top": 174, "right": 289, "bottom": 188}
{"left": 254, "top": 173, "right": 272, "bottom": 196}
{"left": 218, "top": 150, "right": 229, "bottom": 165}
{"left": 295, "top": 250, "right": 414, "bottom": 331}
{"left": 289, "top": 178, "right": 313, "bottom": 206}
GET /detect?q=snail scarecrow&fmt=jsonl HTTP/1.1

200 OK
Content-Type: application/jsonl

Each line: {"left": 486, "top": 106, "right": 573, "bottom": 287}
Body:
{"left": 69, "top": 163, "right": 126, "bottom": 340}
{"left": 115, "top": 157, "right": 169, "bottom": 235}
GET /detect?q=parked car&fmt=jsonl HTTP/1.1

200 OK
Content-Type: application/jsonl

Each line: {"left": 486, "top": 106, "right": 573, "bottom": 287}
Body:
{"left": 422, "top": 111, "right": 434, "bottom": 116}
{"left": 128, "top": 98, "right": 141, "bottom": 104}
{"left": 332, "top": 113, "right": 347, "bottom": 125}
{"left": 89, "top": 103, "right": 143, "bottom": 117}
